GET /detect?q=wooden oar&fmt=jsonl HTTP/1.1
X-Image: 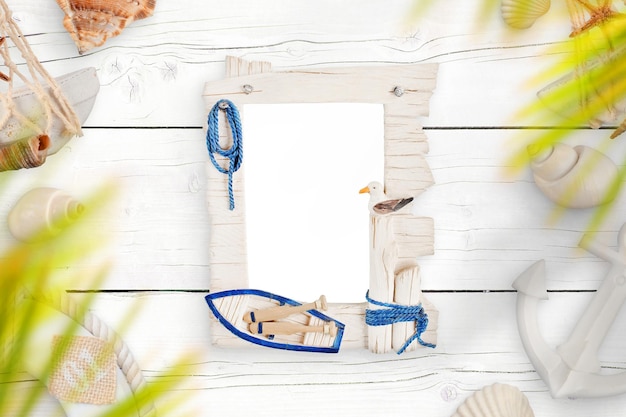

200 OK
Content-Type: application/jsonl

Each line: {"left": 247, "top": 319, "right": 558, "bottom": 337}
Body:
{"left": 243, "top": 295, "right": 327, "bottom": 323}
{"left": 248, "top": 320, "right": 338, "bottom": 337}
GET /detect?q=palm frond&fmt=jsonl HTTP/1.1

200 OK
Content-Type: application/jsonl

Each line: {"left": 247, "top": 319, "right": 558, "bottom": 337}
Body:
{"left": 0, "top": 183, "right": 194, "bottom": 416}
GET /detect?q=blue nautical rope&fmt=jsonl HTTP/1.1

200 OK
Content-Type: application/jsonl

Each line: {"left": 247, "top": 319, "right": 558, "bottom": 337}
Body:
{"left": 206, "top": 99, "right": 243, "bottom": 210}
{"left": 365, "top": 291, "right": 435, "bottom": 354}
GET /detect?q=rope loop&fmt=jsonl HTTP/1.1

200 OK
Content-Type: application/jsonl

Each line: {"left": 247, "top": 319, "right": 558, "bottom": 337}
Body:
{"left": 365, "top": 291, "right": 435, "bottom": 354}
{"left": 206, "top": 99, "right": 243, "bottom": 210}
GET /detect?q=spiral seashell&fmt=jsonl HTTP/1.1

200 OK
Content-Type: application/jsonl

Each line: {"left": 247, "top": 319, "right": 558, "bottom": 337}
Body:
{"left": 0, "top": 135, "right": 49, "bottom": 172}
{"left": 501, "top": 0, "right": 551, "bottom": 29}
{"left": 8, "top": 188, "right": 84, "bottom": 242}
{"left": 528, "top": 143, "right": 619, "bottom": 208}
{"left": 56, "top": 0, "right": 156, "bottom": 54}
{"left": 451, "top": 383, "right": 535, "bottom": 417}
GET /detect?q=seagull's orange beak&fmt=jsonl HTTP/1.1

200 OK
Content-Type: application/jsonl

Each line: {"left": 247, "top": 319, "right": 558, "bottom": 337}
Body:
{"left": 359, "top": 186, "right": 370, "bottom": 194}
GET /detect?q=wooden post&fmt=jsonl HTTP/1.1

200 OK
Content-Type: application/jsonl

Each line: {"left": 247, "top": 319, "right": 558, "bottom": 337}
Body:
{"left": 367, "top": 215, "right": 397, "bottom": 353}
{"left": 392, "top": 266, "right": 422, "bottom": 353}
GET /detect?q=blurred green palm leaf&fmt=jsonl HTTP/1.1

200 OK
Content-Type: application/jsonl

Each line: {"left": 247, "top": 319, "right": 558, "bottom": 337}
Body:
{"left": 0, "top": 184, "right": 192, "bottom": 417}
{"left": 411, "top": 0, "right": 626, "bottom": 229}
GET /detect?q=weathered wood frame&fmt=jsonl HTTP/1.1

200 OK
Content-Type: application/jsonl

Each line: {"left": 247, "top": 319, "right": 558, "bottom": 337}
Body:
{"left": 203, "top": 56, "right": 439, "bottom": 352}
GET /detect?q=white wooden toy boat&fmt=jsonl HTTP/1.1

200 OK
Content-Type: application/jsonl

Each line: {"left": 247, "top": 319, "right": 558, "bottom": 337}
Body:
{"left": 205, "top": 289, "right": 345, "bottom": 353}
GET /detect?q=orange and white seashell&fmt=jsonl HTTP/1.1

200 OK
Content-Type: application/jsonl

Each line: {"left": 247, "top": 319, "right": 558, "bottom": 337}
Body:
{"left": 55, "top": 0, "right": 156, "bottom": 54}
{"left": 451, "top": 383, "right": 535, "bottom": 417}
{"left": 501, "top": 0, "right": 550, "bottom": 29}
{"left": 0, "top": 135, "right": 49, "bottom": 171}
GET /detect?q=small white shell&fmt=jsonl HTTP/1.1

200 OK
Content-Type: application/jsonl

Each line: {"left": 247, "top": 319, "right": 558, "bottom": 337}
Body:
{"left": 529, "top": 143, "right": 619, "bottom": 208}
{"left": 501, "top": 0, "right": 550, "bottom": 29}
{"left": 451, "top": 383, "right": 535, "bottom": 417}
{"left": 8, "top": 188, "right": 84, "bottom": 242}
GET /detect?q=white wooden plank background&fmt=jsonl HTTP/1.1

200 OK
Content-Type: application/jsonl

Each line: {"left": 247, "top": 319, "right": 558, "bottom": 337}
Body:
{"left": 3, "top": 0, "right": 626, "bottom": 416}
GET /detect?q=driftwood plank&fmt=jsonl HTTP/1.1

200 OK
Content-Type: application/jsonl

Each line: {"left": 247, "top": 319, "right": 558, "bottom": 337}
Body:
{"left": 203, "top": 65, "right": 438, "bottom": 106}
{"left": 205, "top": 58, "right": 273, "bottom": 290}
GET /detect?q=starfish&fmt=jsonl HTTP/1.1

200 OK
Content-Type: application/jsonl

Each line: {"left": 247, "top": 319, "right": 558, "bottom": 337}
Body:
{"left": 569, "top": 0, "right": 622, "bottom": 37}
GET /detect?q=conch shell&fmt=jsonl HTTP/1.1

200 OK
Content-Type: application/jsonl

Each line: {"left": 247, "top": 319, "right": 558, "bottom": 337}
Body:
{"left": 451, "top": 383, "right": 534, "bottom": 417}
{"left": 0, "top": 68, "right": 100, "bottom": 172}
{"left": 56, "top": 0, "right": 156, "bottom": 54}
{"left": 501, "top": 0, "right": 550, "bottom": 29}
{"left": 529, "top": 142, "right": 619, "bottom": 208}
{"left": 8, "top": 187, "right": 84, "bottom": 242}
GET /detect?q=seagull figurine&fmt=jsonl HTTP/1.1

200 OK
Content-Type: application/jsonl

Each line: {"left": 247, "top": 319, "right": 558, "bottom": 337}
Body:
{"left": 359, "top": 181, "right": 414, "bottom": 215}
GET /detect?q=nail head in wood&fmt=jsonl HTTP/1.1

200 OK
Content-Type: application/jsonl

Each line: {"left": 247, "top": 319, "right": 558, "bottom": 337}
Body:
{"left": 393, "top": 86, "right": 405, "bottom": 97}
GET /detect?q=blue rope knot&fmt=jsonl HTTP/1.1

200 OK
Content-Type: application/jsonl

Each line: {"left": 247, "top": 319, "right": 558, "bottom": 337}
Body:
{"left": 206, "top": 99, "right": 243, "bottom": 210}
{"left": 365, "top": 291, "right": 436, "bottom": 354}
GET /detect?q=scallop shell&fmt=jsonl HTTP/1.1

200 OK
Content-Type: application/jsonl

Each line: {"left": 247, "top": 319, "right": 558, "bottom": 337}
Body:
{"left": 452, "top": 383, "right": 535, "bottom": 417}
{"left": 529, "top": 143, "right": 619, "bottom": 208}
{"left": 56, "top": 0, "right": 156, "bottom": 54}
{"left": 501, "top": 0, "right": 550, "bottom": 29}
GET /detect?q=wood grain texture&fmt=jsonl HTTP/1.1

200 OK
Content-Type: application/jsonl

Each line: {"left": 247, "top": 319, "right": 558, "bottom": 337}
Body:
{"left": 0, "top": 0, "right": 572, "bottom": 128}
{"left": 367, "top": 215, "right": 397, "bottom": 352}
{"left": 3, "top": 0, "right": 626, "bottom": 415}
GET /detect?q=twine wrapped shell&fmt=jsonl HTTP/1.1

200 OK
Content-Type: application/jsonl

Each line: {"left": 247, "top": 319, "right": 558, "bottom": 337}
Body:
{"left": 56, "top": 0, "right": 156, "bottom": 54}
{"left": 537, "top": 45, "right": 626, "bottom": 133}
{"left": 0, "top": 68, "right": 100, "bottom": 172}
{"left": 501, "top": 0, "right": 550, "bottom": 29}
{"left": 452, "top": 383, "right": 535, "bottom": 417}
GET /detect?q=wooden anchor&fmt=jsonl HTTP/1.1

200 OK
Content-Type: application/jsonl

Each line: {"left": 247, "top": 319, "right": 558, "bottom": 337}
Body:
{"left": 513, "top": 223, "right": 626, "bottom": 398}
{"left": 248, "top": 320, "right": 338, "bottom": 337}
{"left": 243, "top": 295, "right": 327, "bottom": 323}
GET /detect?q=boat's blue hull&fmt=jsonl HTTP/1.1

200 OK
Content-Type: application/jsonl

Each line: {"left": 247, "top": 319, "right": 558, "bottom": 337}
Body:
{"left": 205, "top": 289, "right": 345, "bottom": 353}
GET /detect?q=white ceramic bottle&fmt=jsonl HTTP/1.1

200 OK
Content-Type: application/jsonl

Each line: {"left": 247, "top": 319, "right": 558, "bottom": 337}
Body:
{"left": 8, "top": 187, "right": 84, "bottom": 242}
